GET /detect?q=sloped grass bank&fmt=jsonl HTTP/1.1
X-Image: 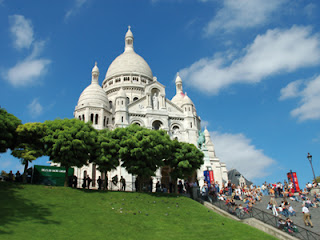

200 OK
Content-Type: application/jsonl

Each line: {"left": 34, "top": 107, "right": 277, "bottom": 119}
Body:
{"left": 0, "top": 183, "right": 277, "bottom": 240}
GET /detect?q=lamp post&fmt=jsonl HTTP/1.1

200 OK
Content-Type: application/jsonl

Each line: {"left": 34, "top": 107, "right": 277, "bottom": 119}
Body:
{"left": 307, "top": 153, "right": 316, "bottom": 183}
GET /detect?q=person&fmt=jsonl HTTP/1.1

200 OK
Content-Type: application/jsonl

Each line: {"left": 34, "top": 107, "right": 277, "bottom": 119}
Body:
{"left": 8, "top": 171, "right": 14, "bottom": 182}
{"left": 86, "top": 175, "right": 92, "bottom": 189}
{"left": 156, "top": 181, "right": 161, "bottom": 192}
{"left": 302, "top": 204, "right": 313, "bottom": 228}
{"left": 15, "top": 171, "right": 21, "bottom": 182}
{"left": 227, "top": 180, "right": 232, "bottom": 196}
{"left": 215, "top": 181, "right": 220, "bottom": 195}
{"left": 178, "top": 180, "right": 183, "bottom": 194}
{"left": 120, "top": 176, "right": 126, "bottom": 191}
{"left": 97, "top": 176, "right": 103, "bottom": 190}
{"left": 82, "top": 176, "right": 86, "bottom": 189}
{"left": 201, "top": 182, "right": 208, "bottom": 200}
{"left": 72, "top": 175, "right": 78, "bottom": 188}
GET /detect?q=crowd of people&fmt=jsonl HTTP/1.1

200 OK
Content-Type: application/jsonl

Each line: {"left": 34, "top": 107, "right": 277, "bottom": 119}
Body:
{"left": 201, "top": 179, "right": 320, "bottom": 231}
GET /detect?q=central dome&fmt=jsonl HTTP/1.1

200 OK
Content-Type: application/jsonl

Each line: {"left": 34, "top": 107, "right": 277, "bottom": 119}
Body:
{"left": 106, "top": 51, "right": 153, "bottom": 80}
{"left": 105, "top": 26, "right": 153, "bottom": 80}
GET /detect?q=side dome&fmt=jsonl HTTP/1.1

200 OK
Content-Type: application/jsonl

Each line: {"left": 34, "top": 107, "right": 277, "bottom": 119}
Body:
{"left": 105, "top": 26, "right": 153, "bottom": 80}
{"left": 182, "top": 94, "right": 194, "bottom": 105}
{"left": 77, "top": 83, "right": 109, "bottom": 109}
{"left": 171, "top": 92, "right": 185, "bottom": 107}
{"left": 77, "top": 62, "right": 109, "bottom": 109}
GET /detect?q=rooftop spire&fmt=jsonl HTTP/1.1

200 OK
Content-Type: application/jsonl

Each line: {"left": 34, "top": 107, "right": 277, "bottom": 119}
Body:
{"left": 125, "top": 25, "right": 134, "bottom": 52}
{"left": 91, "top": 61, "right": 99, "bottom": 84}
{"left": 175, "top": 72, "right": 183, "bottom": 94}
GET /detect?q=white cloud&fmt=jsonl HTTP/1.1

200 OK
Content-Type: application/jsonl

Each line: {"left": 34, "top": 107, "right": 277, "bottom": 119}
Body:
{"left": 27, "top": 98, "right": 43, "bottom": 117}
{"left": 5, "top": 58, "right": 51, "bottom": 87}
{"left": 65, "top": 0, "right": 89, "bottom": 20}
{"left": 211, "top": 131, "right": 275, "bottom": 180}
{"left": 180, "top": 26, "right": 320, "bottom": 95}
{"left": 285, "top": 75, "right": 320, "bottom": 121}
{"left": 204, "top": 0, "right": 286, "bottom": 35}
{"left": 279, "top": 80, "right": 302, "bottom": 100}
{"left": 4, "top": 15, "right": 51, "bottom": 87}
{"left": 9, "top": 15, "right": 34, "bottom": 50}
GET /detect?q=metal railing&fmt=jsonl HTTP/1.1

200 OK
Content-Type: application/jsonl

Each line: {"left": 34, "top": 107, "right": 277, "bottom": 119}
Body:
{"left": 208, "top": 198, "right": 320, "bottom": 240}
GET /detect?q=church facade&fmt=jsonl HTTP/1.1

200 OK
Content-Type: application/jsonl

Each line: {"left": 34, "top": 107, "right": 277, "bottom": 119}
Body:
{"left": 72, "top": 27, "right": 228, "bottom": 190}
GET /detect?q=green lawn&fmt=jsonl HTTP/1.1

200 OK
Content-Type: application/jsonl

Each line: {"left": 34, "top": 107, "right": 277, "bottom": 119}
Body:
{"left": 0, "top": 182, "right": 277, "bottom": 240}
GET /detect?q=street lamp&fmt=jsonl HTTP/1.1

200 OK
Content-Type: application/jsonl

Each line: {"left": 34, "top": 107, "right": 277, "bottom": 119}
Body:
{"left": 307, "top": 153, "right": 316, "bottom": 183}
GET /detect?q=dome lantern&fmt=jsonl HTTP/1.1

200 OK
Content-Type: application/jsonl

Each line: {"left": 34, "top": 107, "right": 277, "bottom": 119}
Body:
{"left": 125, "top": 26, "right": 134, "bottom": 52}
{"left": 92, "top": 61, "right": 99, "bottom": 84}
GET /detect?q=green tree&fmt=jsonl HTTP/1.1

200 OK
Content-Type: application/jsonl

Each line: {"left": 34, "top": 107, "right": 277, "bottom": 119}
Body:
{"left": 0, "top": 108, "right": 22, "bottom": 152}
{"left": 114, "top": 124, "right": 172, "bottom": 190}
{"left": 93, "top": 129, "right": 120, "bottom": 189}
{"left": 166, "top": 140, "right": 204, "bottom": 193}
{"left": 43, "top": 119, "right": 98, "bottom": 187}
{"left": 11, "top": 122, "right": 46, "bottom": 183}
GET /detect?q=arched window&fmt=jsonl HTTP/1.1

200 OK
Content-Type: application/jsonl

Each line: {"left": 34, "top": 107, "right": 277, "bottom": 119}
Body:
{"left": 103, "top": 116, "right": 106, "bottom": 127}
{"left": 152, "top": 120, "right": 162, "bottom": 130}
{"left": 190, "top": 122, "right": 192, "bottom": 128}
{"left": 107, "top": 118, "right": 109, "bottom": 124}
{"left": 109, "top": 101, "right": 113, "bottom": 109}
{"left": 78, "top": 116, "right": 81, "bottom": 120}
{"left": 122, "top": 100, "right": 124, "bottom": 105}
{"left": 133, "top": 97, "right": 138, "bottom": 101}
{"left": 95, "top": 114, "right": 99, "bottom": 125}
{"left": 127, "top": 97, "right": 130, "bottom": 104}
{"left": 82, "top": 114, "right": 85, "bottom": 121}
{"left": 121, "top": 116, "right": 124, "bottom": 123}
{"left": 90, "top": 114, "right": 94, "bottom": 123}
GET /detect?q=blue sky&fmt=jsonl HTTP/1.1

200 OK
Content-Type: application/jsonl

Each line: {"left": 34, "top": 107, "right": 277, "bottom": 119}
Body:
{"left": 1, "top": 0, "right": 320, "bottom": 187}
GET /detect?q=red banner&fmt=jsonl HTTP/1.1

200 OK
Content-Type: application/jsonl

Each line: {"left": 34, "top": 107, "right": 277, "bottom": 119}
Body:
{"left": 209, "top": 170, "right": 214, "bottom": 186}
{"left": 287, "top": 171, "right": 300, "bottom": 192}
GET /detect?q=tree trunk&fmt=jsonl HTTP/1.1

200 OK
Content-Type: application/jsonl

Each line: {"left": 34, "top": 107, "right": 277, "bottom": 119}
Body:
{"left": 22, "top": 161, "right": 29, "bottom": 184}
{"left": 64, "top": 166, "right": 69, "bottom": 187}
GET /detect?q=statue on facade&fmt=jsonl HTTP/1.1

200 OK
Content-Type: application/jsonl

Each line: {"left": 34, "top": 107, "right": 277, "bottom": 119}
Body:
{"left": 153, "top": 93, "right": 158, "bottom": 109}
{"left": 197, "top": 130, "right": 205, "bottom": 149}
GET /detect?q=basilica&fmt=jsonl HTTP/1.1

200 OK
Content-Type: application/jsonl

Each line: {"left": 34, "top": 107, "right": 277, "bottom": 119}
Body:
{"left": 72, "top": 27, "right": 228, "bottom": 190}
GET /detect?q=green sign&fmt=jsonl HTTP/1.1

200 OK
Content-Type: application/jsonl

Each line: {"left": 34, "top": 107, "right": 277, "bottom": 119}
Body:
{"left": 33, "top": 165, "right": 74, "bottom": 186}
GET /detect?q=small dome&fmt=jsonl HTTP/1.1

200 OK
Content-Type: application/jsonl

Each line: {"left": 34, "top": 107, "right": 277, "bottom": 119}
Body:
{"left": 125, "top": 26, "right": 133, "bottom": 39}
{"left": 77, "top": 83, "right": 109, "bottom": 109}
{"left": 92, "top": 62, "right": 99, "bottom": 73}
{"left": 182, "top": 93, "right": 194, "bottom": 105}
{"left": 171, "top": 92, "right": 185, "bottom": 107}
{"left": 175, "top": 73, "right": 182, "bottom": 83}
{"left": 204, "top": 127, "right": 210, "bottom": 137}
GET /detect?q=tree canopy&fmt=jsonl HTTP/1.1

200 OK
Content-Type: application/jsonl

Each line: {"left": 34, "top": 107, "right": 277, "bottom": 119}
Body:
{"left": 166, "top": 140, "right": 204, "bottom": 182}
{"left": 43, "top": 119, "right": 98, "bottom": 186}
{"left": 0, "top": 108, "right": 21, "bottom": 153}
{"left": 114, "top": 124, "right": 172, "bottom": 181}
{"left": 11, "top": 122, "right": 46, "bottom": 183}
{"left": 94, "top": 129, "right": 120, "bottom": 173}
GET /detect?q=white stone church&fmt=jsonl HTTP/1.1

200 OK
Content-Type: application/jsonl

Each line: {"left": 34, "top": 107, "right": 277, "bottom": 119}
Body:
{"left": 71, "top": 27, "right": 228, "bottom": 190}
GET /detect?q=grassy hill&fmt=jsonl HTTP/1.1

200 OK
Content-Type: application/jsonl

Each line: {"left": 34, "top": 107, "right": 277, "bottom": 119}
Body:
{"left": 0, "top": 183, "right": 277, "bottom": 240}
